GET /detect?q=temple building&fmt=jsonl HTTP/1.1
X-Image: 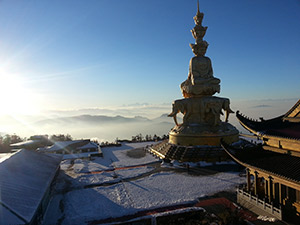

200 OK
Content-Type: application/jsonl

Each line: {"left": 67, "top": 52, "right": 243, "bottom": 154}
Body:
{"left": 38, "top": 139, "right": 102, "bottom": 156}
{"left": 222, "top": 99, "right": 300, "bottom": 222}
{"left": 150, "top": 2, "right": 238, "bottom": 162}
{"left": 0, "top": 149, "right": 62, "bottom": 224}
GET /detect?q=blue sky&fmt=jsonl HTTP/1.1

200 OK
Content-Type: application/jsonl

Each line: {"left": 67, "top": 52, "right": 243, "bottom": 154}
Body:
{"left": 0, "top": 0, "right": 299, "bottom": 115}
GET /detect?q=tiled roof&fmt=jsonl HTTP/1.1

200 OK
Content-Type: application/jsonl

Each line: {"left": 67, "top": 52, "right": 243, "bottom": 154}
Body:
{"left": 77, "top": 142, "right": 99, "bottom": 150}
{"left": 222, "top": 139, "right": 300, "bottom": 184}
{"left": 0, "top": 150, "right": 62, "bottom": 223}
{"left": 236, "top": 111, "right": 300, "bottom": 140}
{"left": 284, "top": 99, "right": 300, "bottom": 118}
{"left": 150, "top": 140, "right": 229, "bottom": 162}
{"left": 39, "top": 139, "right": 90, "bottom": 152}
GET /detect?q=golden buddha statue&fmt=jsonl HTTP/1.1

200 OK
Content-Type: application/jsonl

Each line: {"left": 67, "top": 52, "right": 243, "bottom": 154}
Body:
{"left": 180, "top": 41, "right": 220, "bottom": 98}
{"left": 167, "top": 1, "right": 238, "bottom": 146}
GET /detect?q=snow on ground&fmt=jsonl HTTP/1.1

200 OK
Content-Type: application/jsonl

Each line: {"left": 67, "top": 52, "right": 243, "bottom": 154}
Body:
{"left": 58, "top": 142, "right": 159, "bottom": 189}
{"left": 115, "top": 166, "right": 155, "bottom": 180}
{"left": 62, "top": 171, "right": 243, "bottom": 224}
{"left": 125, "top": 171, "right": 243, "bottom": 210}
{"left": 63, "top": 184, "right": 135, "bottom": 225}
{"left": 66, "top": 141, "right": 159, "bottom": 174}
{"left": 69, "top": 166, "right": 155, "bottom": 188}
{"left": 43, "top": 141, "right": 245, "bottom": 225}
{"left": 60, "top": 160, "right": 72, "bottom": 170}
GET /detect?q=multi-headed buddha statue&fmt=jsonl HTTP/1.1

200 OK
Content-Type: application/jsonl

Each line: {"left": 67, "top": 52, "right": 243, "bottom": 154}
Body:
{"left": 180, "top": 5, "right": 220, "bottom": 98}
{"left": 167, "top": 2, "right": 239, "bottom": 146}
{"left": 181, "top": 41, "right": 220, "bottom": 98}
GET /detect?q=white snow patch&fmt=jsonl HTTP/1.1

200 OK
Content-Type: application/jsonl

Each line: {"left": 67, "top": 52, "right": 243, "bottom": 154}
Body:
{"left": 61, "top": 171, "right": 244, "bottom": 224}
{"left": 116, "top": 166, "right": 155, "bottom": 180}
{"left": 63, "top": 184, "right": 135, "bottom": 225}
{"left": 66, "top": 141, "right": 159, "bottom": 174}
{"left": 70, "top": 166, "right": 155, "bottom": 188}
{"left": 124, "top": 171, "right": 243, "bottom": 210}
{"left": 257, "top": 215, "right": 277, "bottom": 222}
{"left": 45, "top": 141, "right": 246, "bottom": 224}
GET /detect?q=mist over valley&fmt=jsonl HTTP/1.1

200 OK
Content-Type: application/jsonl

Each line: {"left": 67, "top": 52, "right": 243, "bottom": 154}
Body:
{"left": 0, "top": 99, "right": 297, "bottom": 142}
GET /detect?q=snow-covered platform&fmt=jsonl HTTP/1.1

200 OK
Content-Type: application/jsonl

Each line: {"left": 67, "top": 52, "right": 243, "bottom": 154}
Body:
{"left": 43, "top": 141, "right": 245, "bottom": 225}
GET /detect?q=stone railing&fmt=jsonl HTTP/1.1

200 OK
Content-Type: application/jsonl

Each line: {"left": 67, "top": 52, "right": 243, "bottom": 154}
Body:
{"left": 237, "top": 188, "right": 282, "bottom": 220}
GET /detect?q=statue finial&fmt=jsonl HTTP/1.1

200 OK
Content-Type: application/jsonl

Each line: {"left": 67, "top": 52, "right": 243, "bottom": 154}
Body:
{"left": 193, "top": 1, "right": 204, "bottom": 25}
{"left": 191, "top": 0, "right": 207, "bottom": 46}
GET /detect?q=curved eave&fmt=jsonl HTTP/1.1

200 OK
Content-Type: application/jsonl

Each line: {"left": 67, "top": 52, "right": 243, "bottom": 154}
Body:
{"left": 222, "top": 142, "right": 300, "bottom": 190}
{"left": 237, "top": 116, "right": 260, "bottom": 136}
{"left": 236, "top": 111, "right": 287, "bottom": 136}
{"left": 284, "top": 99, "right": 300, "bottom": 118}
{"left": 237, "top": 112, "right": 300, "bottom": 142}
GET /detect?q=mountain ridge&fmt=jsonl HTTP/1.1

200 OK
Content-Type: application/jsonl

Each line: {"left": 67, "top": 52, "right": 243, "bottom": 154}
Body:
{"left": 34, "top": 114, "right": 171, "bottom": 126}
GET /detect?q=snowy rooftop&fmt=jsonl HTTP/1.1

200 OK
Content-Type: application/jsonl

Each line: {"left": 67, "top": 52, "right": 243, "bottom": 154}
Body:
{"left": 77, "top": 141, "right": 99, "bottom": 150}
{"left": 10, "top": 139, "right": 39, "bottom": 147}
{"left": 38, "top": 139, "right": 96, "bottom": 153}
{"left": 0, "top": 149, "right": 62, "bottom": 224}
{"left": 43, "top": 140, "right": 82, "bottom": 151}
{"left": 44, "top": 142, "right": 245, "bottom": 225}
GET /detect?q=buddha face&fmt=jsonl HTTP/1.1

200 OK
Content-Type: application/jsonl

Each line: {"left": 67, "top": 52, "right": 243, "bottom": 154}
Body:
{"left": 193, "top": 14, "right": 203, "bottom": 25}
{"left": 192, "top": 46, "right": 207, "bottom": 57}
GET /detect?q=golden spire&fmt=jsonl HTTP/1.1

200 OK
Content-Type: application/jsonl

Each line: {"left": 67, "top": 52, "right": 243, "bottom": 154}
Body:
{"left": 197, "top": 0, "right": 200, "bottom": 16}
{"left": 191, "top": 0, "right": 207, "bottom": 46}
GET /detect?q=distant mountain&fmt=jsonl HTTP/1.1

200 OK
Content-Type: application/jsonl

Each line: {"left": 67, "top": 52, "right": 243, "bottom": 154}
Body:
{"left": 153, "top": 113, "right": 169, "bottom": 122}
{"left": 34, "top": 114, "right": 152, "bottom": 126}
{"left": 153, "top": 113, "right": 183, "bottom": 124}
{"left": 0, "top": 113, "right": 175, "bottom": 142}
{"left": 31, "top": 114, "right": 174, "bottom": 141}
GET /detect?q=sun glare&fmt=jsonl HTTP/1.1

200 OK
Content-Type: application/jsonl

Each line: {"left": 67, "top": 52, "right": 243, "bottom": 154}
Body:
{"left": 0, "top": 74, "right": 40, "bottom": 115}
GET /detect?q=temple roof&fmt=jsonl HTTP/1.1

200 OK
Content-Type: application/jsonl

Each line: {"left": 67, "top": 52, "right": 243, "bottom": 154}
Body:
{"left": 236, "top": 99, "right": 300, "bottom": 140}
{"left": 237, "top": 112, "right": 300, "bottom": 140}
{"left": 284, "top": 99, "right": 300, "bottom": 122}
{"left": 0, "top": 149, "right": 62, "bottom": 224}
{"left": 222, "top": 139, "right": 300, "bottom": 185}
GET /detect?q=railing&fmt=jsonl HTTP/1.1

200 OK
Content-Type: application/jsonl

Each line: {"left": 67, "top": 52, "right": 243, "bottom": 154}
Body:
{"left": 237, "top": 188, "right": 282, "bottom": 220}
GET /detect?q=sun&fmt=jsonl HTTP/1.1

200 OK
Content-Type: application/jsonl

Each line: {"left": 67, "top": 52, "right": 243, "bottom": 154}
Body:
{"left": 0, "top": 73, "right": 40, "bottom": 115}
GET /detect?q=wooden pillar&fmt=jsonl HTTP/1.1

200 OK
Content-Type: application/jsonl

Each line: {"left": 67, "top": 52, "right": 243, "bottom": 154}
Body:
{"left": 279, "top": 183, "right": 282, "bottom": 204}
{"left": 265, "top": 179, "right": 268, "bottom": 198}
{"left": 254, "top": 171, "right": 259, "bottom": 196}
{"left": 268, "top": 176, "right": 273, "bottom": 203}
{"left": 246, "top": 168, "right": 251, "bottom": 192}
{"left": 273, "top": 182, "right": 276, "bottom": 200}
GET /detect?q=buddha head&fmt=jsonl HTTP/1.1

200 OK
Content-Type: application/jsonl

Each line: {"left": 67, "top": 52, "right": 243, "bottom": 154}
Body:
{"left": 193, "top": 12, "right": 204, "bottom": 25}
{"left": 190, "top": 41, "right": 208, "bottom": 56}
{"left": 191, "top": 25, "right": 207, "bottom": 41}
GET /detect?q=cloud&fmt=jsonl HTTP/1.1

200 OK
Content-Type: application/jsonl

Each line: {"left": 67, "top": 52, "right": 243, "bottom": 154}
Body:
{"left": 43, "top": 103, "right": 171, "bottom": 119}
{"left": 252, "top": 104, "right": 272, "bottom": 108}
